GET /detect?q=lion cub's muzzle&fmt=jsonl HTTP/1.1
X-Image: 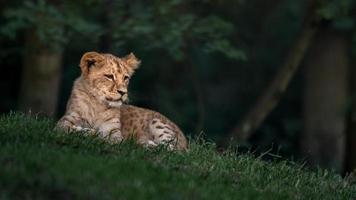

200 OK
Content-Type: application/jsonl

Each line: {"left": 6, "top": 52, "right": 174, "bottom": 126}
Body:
{"left": 105, "top": 93, "right": 127, "bottom": 103}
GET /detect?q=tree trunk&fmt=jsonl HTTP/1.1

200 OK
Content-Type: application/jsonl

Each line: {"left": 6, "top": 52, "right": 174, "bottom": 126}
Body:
{"left": 187, "top": 58, "right": 205, "bottom": 133}
{"left": 18, "top": 31, "right": 62, "bottom": 117}
{"left": 225, "top": 10, "right": 320, "bottom": 144}
{"left": 344, "top": 55, "right": 356, "bottom": 175}
{"left": 99, "top": 0, "right": 115, "bottom": 52}
{"left": 301, "top": 27, "right": 349, "bottom": 171}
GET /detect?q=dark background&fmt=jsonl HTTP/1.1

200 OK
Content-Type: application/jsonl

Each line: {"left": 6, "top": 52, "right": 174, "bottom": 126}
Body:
{"left": 1, "top": 0, "right": 355, "bottom": 174}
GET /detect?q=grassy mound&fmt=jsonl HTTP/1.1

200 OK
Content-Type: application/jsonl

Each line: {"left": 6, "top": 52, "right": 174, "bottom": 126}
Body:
{"left": 0, "top": 113, "right": 355, "bottom": 199}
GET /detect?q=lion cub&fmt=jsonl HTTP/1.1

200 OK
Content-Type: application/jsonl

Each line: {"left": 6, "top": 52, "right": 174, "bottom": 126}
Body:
{"left": 56, "top": 52, "right": 188, "bottom": 150}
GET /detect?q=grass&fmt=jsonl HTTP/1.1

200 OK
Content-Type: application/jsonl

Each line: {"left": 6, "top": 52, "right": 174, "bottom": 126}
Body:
{"left": 0, "top": 113, "right": 355, "bottom": 200}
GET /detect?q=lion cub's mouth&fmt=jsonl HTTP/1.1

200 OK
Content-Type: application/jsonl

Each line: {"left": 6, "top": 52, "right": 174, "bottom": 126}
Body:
{"left": 105, "top": 97, "right": 122, "bottom": 102}
{"left": 104, "top": 97, "right": 124, "bottom": 108}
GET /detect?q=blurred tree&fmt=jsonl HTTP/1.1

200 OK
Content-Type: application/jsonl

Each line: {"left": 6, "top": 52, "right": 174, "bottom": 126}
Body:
{"left": 345, "top": 54, "right": 356, "bottom": 175}
{"left": 225, "top": 0, "right": 320, "bottom": 144}
{"left": 301, "top": 26, "right": 350, "bottom": 171}
{"left": 1, "top": 0, "right": 100, "bottom": 116}
{"left": 20, "top": 30, "right": 63, "bottom": 116}
{"left": 301, "top": 0, "right": 354, "bottom": 171}
{"left": 344, "top": 7, "right": 356, "bottom": 175}
{"left": 98, "top": 0, "right": 115, "bottom": 52}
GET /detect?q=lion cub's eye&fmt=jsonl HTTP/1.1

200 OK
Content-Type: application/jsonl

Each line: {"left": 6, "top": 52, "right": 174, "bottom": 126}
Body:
{"left": 124, "top": 75, "right": 130, "bottom": 81}
{"left": 104, "top": 74, "right": 114, "bottom": 80}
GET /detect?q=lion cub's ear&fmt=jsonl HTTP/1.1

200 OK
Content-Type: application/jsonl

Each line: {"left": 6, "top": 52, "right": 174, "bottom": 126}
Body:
{"left": 80, "top": 51, "right": 104, "bottom": 77}
{"left": 123, "top": 52, "right": 140, "bottom": 70}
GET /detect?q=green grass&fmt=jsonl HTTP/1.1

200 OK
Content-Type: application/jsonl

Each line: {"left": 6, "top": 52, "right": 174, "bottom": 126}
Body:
{"left": 0, "top": 113, "right": 355, "bottom": 200}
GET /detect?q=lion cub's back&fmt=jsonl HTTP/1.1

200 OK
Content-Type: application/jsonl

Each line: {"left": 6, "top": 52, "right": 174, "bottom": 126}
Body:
{"left": 120, "top": 105, "right": 188, "bottom": 150}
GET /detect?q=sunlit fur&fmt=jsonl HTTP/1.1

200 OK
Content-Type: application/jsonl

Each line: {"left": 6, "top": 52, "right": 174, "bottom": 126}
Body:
{"left": 56, "top": 52, "right": 188, "bottom": 150}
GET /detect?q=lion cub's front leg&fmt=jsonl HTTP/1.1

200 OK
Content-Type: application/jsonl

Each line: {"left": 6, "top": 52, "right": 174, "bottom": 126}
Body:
{"left": 96, "top": 110, "right": 123, "bottom": 144}
{"left": 56, "top": 112, "right": 95, "bottom": 134}
{"left": 97, "top": 118, "right": 123, "bottom": 143}
{"left": 56, "top": 110, "right": 123, "bottom": 144}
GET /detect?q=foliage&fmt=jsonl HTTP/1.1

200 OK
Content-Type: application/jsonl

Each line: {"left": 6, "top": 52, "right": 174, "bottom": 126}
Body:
{"left": 1, "top": 0, "right": 245, "bottom": 59}
{"left": 0, "top": 113, "right": 355, "bottom": 199}
{"left": 0, "top": 0, "right": 101, "bottom": 50}
{"left": 109, "top": 1, "right": 246, "bottom": 61}
{"left": 317, "top": 0, "right": 355, "bottom": 30}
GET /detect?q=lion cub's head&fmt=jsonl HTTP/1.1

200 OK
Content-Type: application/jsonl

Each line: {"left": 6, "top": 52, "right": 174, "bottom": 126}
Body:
{"left": 79, "top": 51, "right": 140, "bottom": 108}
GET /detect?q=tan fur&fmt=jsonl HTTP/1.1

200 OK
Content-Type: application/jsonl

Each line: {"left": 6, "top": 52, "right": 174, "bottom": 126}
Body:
{"left": 56, "top": 52, "right": 188, "bottom": 150}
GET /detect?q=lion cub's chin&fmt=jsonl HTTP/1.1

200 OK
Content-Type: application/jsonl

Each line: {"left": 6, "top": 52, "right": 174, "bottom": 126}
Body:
{"left": 97, "top": 96, "right": 123, "bottom": 108}
{"left": 107, "top": 101, "right": 123, "bottom": 108}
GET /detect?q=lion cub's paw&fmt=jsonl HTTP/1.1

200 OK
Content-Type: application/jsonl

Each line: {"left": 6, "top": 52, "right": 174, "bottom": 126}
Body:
{"left": 149, "top": 119, "right": 177, "bottom": 150}
{"left": 109, "top": 135, "right": 124, "bottom": 144}
{"left": 72, "top": 126, "right": 96, "bottom": 133}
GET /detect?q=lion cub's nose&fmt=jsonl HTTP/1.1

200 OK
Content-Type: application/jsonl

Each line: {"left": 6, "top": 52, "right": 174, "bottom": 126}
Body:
{"left": 117, "top": 90, "right": 127, "bottom": 96}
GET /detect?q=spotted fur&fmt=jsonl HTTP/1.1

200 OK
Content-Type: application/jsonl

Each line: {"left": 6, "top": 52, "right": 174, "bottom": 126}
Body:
{"left": 56, "top": 52, "right": 188, "bottom": 150}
